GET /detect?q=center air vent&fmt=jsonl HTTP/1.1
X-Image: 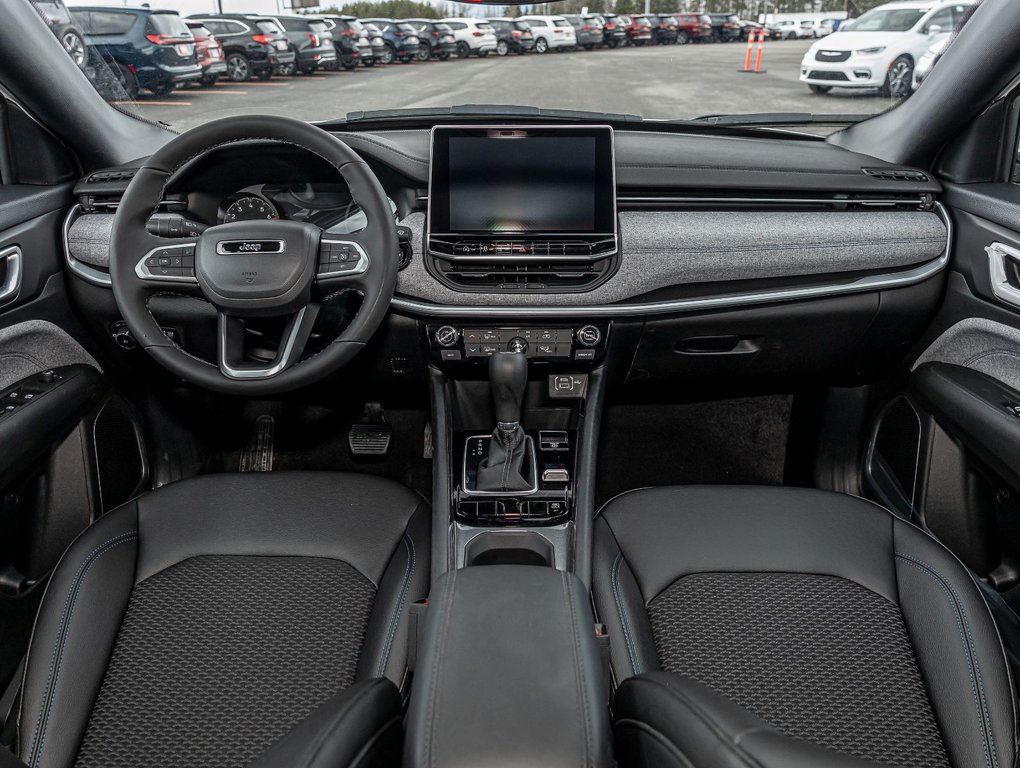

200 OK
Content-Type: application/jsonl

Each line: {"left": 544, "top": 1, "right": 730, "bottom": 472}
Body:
{"left": 425, "top": 235, "right": 619, "bottom": 293}
{"left": 862, "top": 168, "right": 929, "bottom": 182}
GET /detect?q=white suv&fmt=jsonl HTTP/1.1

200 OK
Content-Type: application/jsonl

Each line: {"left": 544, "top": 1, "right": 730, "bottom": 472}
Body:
{"left": 440, "top": 18, "right": 497, "bottom": 58}
{"left": 771, "top": 19, "right": 814, "bottom": 39}
{"left": 800, "top": 0, "right": 974, "bottom": 98}
{"left": 518, "top": 15, "right": 577, "bottom": 53}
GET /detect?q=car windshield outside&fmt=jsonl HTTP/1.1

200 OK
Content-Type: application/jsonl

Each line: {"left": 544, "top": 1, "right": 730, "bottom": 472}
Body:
{"left": 32, "top": 0, "right": 980, "bottom": 135}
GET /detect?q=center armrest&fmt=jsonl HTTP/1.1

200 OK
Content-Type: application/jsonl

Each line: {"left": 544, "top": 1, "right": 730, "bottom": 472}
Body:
{"left": 404, "top": 565, "right": 612, "bottom": 768}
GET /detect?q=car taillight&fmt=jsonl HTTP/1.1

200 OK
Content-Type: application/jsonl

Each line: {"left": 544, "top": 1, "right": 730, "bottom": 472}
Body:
{"left": 432, "top": 30, "right": 439, "bottom": 36}
{"left": 305, "top": 32, "right": 320, "bottom": 46}
{"left": 341, "top": 29, "right": 356, "bottom": 36}
{"left": 251, "top": 33, "right": 272, "bottom": 44}
{"left": 582, "top": 25, "right": 593, "bottom": 30}
{"left": 472, "top": 30, "right": 483, "bottom": 36}
{"left": 511, "top": 29, "right": 521, "bottom": 36}
{"left": 146, "top": 33, "right": 188, "bottom": 45}
{"left": 606, "top": 23, "right": 616, "bottom": 28}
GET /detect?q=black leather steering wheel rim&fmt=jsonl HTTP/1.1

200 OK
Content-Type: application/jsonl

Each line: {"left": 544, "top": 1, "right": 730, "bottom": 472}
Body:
{"left": 109, "top": 115, "right": 398, "bottom": 396}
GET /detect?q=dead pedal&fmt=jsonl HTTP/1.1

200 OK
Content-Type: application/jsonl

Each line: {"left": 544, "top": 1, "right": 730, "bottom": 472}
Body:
{"left": 349, "top": 403, "right": 392, "bottom": 458}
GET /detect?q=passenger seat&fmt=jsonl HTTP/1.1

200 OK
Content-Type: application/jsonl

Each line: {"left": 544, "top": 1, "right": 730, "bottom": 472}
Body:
{"left": 592, "top": 486, "right": 1016, "bottom": 768}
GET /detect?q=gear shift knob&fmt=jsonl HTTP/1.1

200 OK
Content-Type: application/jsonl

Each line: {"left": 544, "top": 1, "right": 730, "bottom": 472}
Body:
{"left": 489, "top": 352, "right": 527, "bottom": 426}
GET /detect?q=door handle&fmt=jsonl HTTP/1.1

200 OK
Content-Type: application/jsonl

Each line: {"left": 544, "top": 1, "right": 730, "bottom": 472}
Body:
{"left": 986, "top": 241, "right": 1020, "bottom": 309}
{"left": 0, "top": 245, "right": 21, "bottom": 307}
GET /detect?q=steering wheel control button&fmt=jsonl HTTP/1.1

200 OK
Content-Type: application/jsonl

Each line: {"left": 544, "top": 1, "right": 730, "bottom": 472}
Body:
{"left": 137, "top": 243, "right": 198, "bottom": 282}
{"left": 435, "top": 325, "right": 459, "bottom": 347}
{"left": 316, "top": 240, "right": 368, "bottom": 278}
{"left": 576, "top": 325, "right": 602, "bottom": 347}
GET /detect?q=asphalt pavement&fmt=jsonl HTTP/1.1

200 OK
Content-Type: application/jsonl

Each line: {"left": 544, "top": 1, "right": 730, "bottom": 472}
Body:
{"left": 117, "top": 39, "right": 897, "bottom": 133}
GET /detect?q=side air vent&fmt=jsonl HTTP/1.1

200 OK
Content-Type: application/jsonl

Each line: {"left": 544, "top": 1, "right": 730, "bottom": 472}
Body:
{"left": 862, "top": 168, "right": 929, "bottom": 182}
{"left": 87, "top": 169, "right": 136, "bottom": 183}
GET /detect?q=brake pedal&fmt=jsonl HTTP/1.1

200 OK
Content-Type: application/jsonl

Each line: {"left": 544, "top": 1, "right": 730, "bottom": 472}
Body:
{"left": 349, "top": 403, "right": 392, "bottom": 458}
{"left": 239, "top": 415, "right": 274, "bottom": 472}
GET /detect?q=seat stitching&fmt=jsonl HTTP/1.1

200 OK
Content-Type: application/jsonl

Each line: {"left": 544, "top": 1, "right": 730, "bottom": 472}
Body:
{"left": 563, "top": 571, "right": 592, "bottom": 766}
{"left": 29, "top": 532, "right": 137, "bottom": 766}
{"left": 612, "top": 553, "right": 642, "bottom": 677}
{"left": 895, "top": 552, "right": 998, "bottom": 768}
{"left": 376, "top": 534, "right": 414, "bottom": 678}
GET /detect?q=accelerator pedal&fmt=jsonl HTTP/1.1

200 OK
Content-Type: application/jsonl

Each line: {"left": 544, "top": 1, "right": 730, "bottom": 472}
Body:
{"left": 239, "top": 415, "right": 275, "bottom": 472}
{"left": 349, "top": 403, "right": 392, "bottom": 458}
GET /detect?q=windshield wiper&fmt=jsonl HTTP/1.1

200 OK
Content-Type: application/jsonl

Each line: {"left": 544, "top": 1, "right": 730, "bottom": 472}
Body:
{"left": 342, "top": 104, "right": 646, "bottom": 126}
{"left": 692, "top": 112, "right": 870, "bottom": 127}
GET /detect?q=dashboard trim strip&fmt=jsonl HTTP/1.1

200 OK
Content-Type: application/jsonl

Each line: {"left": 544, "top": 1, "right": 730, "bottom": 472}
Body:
{"left": 390, "top": 202, "right": 952, "bottom": 319}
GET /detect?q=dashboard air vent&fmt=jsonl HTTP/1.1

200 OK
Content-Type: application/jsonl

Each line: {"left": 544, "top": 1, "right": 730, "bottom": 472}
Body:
{"left": 862, "top": 168, "right": 929, "bottom": 182}
{"left": 87, "top": 169, "right": 136, "bottom": 183}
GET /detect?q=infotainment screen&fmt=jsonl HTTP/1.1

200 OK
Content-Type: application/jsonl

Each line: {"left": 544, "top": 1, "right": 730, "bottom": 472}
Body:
{"left": 428, "top": 126, "right": 616, "bottom": 236}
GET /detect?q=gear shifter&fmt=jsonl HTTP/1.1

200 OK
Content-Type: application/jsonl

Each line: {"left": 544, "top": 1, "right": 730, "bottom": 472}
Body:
{"left": 475, "top": 352, "right": 533, "bottom": 493}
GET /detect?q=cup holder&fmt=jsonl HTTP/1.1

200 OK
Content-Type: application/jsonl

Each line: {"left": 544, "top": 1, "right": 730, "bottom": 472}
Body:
{"left": 464, "top": 531, "right": 555, "bottom": 568}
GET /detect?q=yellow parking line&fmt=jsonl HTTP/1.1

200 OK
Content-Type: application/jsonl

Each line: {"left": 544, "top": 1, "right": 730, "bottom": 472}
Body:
{"left": 188, "top": 89, "right": 249, "bottom": 95}
{"left": 218, "top": 81, "right": 291, "bottom": 87}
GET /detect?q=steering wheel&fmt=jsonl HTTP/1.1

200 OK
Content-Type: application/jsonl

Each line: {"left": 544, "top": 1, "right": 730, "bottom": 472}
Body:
{"left": 109, "top": 116, "right": 398, "bottom": 395}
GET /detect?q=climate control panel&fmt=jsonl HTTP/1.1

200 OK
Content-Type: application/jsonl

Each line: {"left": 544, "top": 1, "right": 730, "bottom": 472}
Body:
{"left": 426, "top": 323, "right": 608, "bottom": 364}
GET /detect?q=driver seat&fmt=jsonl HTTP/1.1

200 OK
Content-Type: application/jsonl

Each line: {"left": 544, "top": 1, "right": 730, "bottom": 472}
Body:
{"left": 12, "top": 472, "right": 430, "bottom": 768}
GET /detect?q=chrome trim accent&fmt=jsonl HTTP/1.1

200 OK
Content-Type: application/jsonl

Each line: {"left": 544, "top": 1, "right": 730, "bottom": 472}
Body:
{"left": 391, "top": 202, "right": 953, "bottom": 319}
{"left": 461, "top": 433, "right": 539, "bottom": 497}
{"left": 217, "top": 306, "right": 307, "bottom": 380}
{"left": 0, "top": 246, "right": 22, "bottom": 305}
{"left": 317, "top": 239, "right": 370, "bottom": 279}
{"left": 986, "top": 241, "right": 1020, "bottom": 309}
{"left": 617, "top": 195, "right": 930, "bottom": 207}
{"left": 135, "top": 242, "right": 200, "bottom": 284}
{"left": 62, "top": 205, "right": 112, "bottom": 287}
{"left": 216, "top": 239, "right": 284, "bottom": 255}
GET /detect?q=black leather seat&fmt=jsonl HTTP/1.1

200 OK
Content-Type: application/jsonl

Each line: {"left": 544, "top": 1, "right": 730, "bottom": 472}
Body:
{"left": 14, "top": 472, "right": 429, "bottom": 768}
{"left": 592, "top": 486, "right": 1017, "bottom": 768}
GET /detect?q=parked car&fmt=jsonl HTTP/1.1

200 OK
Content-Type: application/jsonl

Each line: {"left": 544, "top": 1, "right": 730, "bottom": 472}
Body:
{"left": 312, "top": 15, "right": 361, "bottom": 70}
{"left": 619, "top": 15, "right": 653, "bottom": 46}
{"left": 183, "top": 21, "right": 226, "bottom": 86}
{"left": 441, "top": 18, "right": 498, "bottom": 58}
{"left": 770, "top": 18, "right": 814, "bottom": 39}
{"left": 359, "top": 22, "right": 388, "bottom": 67}
{"left": 187, "top": 14, "right": 294, "bottom": 82}
{"left": 363, "top": 19, "right": 421, "bottom": 64}
{"left": 401, "top": 19, "right": 457, "bottom": 61}
{"left": 487, "top": 18, "right": 535, "bottom": 56}
{"left": 707, "top": 13, "right": 743, "bottom": 42}
{"left": 517, "top": 16, "right": 577, "bottom": 53}
{"left": 801, "top": 0, "right": 975, "bottom": 98}
{"left": 30, "top": 0, "right": 87, "bottom": 69}
{"left": 645, "top": 14, "right": 679, "bottom": 45}
{"left": 598, "top": 14, "right": 630, "bottom": 47}
{"left": 674, "top": 12, "right": 712, "bottom": 44}
{"left": 256, "top": 15, "right": 335, "bottom": 75}
{"left": 560, "top": 14, "right": 602, "bottom": 50}
{"left": 70, "top": 7, "right": 200, "bottom": 98}
{"left": 811, "top": 18, "right": 839, "bottom": 36}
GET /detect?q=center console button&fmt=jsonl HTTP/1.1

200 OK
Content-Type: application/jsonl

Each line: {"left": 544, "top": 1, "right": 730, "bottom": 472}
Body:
{"left": 577, "top": 325, "right": 602, "bottom": 347}
{"left": 435, "top": 325, "right": 459, "bottom": 347}
{"left": 507, "top": 337, "right": 528, "bottom": 354}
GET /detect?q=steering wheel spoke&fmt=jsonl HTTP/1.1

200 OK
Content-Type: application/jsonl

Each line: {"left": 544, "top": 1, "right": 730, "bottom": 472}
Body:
{"left": 314, "top": 235, "right": 370, "bottom": 288}
{"left": 217, "top": 304, "right": 320, "bottom": 380}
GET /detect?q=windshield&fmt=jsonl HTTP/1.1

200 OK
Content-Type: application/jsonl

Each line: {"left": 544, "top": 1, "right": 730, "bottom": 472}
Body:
{"left": 842, "top": 8, "right": 928, "bottom": 32}
{"left": 44, "top": 0, "right": 979, "bottom": 135}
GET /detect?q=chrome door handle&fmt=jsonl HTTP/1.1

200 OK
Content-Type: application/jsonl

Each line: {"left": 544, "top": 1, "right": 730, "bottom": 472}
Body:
{"left": 0, "top": 245, "right": 21, "bottom": 306}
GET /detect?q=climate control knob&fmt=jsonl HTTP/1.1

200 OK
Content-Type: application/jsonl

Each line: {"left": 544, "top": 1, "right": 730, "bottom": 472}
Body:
{"left": 576, "top": 325, "right": 601, "bottom": 347}
{"left": 435, "top": 325, "right": 459, "bottom": 348}
{"left": 507, "top": 337, "right": 528, "bottom": 354}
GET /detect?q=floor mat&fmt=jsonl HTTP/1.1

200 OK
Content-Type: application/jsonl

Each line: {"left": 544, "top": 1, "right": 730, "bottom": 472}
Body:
{"left": 596, "top": 396, "right": 792, "bottom": 502}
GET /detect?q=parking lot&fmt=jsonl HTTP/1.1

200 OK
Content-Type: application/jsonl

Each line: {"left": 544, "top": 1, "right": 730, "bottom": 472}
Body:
{"left": 119, "top": 39, "right": 897, "bottom": 132}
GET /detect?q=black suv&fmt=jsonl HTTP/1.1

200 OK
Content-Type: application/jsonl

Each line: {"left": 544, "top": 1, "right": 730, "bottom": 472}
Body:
{"left": 69, "top": 7, "right": 200, "bottom": 98}
{"left": 487, "top": 18, "right": 535, "bottom": 56}
{"left": 362, "top": 19, "right": 421, "bottom": 64}
{"left": 401, "top": 19, "right": 457, "bottom": 61}
{"left": 29, "top": 0, "right": 87, "bottom": 69}
{"left": 560, "top": 14, "right": 601, "bottom": 50}
{"left": 258, "top": 15, "right": 337, "bottom": 75}
{"left": 187, "top": 14, "right": 294, "bottom": 81}
{"left": 707, "top": 13, "right": 743, "bottom": 42}
{"left": 648, "top": 14, "right": 680, "bottom": 44}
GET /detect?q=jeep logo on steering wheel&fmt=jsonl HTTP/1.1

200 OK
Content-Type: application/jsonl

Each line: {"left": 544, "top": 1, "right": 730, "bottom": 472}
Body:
{"left": 216, "top": 240, "right": 284, "bottom": 255}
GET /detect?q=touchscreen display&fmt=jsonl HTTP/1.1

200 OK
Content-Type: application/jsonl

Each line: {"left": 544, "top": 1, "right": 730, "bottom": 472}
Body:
{"left": 429, "top": 126, "right": 615, "bottom": 236}
{"left": 448, "top": 136, "right": 596, "bottom": 233}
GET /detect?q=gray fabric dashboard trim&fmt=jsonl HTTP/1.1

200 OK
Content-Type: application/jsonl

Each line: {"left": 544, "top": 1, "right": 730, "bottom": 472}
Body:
{"left": 397, "top": 210, "right": 946, "bottom": 306}
{"left": 67, "top": 210, "right": 947, "bottom": 307}
{"left": 912, "top": 318, "right": 1020, "bottom": 392}
{"left": 0, "top": 319, "right": 101, "bottom": 390}
{"left": 67, "top": 212, "right": 113, "bottom": 268}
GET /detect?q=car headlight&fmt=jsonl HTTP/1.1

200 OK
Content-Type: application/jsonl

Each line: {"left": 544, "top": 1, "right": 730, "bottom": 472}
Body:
{"left": 855, "top": 46, "right": 886, "bottom": 55}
